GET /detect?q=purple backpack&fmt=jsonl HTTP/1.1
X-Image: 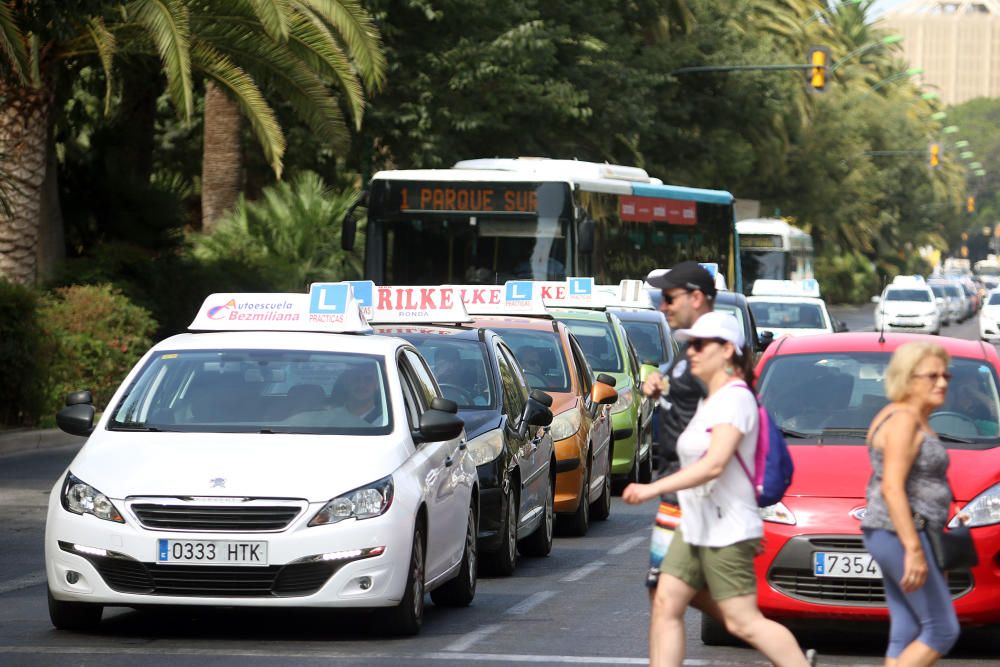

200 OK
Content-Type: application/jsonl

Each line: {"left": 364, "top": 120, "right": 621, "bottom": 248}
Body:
{"left": 733, "top": 384, "right": 794, "bottom": 508}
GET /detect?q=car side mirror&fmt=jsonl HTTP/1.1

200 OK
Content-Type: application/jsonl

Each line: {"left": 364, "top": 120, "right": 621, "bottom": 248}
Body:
{"left": 341, "top": 190, "right": 367, "bottom": 252}
{"left": 596, "top": 373, "right": 616, "bottom": 388}
{"left": 578, "top": 216, "right": 595, "bottom": 255}
{"left": 416, "top": 408, "right": 465, "bottom": 444}
{"left": 591, "top": 381, "right": 618, "bottom": 406}
{"left": 758, "top": 330, "right": 775, "bottom": 351}
{"left": 835, "top": 319, "right": 848, "bottom": 333}
{"left": 431, "top": 397, "right": 458, "bottom": 414}
{"left": 56, "top": 403, "right": 95, "bottom": 437}
{"left": 519, "top": 391, "right": 553, "bottom": 437}
{"left": 65, "top": 390, "right": 93, "bottom": 406}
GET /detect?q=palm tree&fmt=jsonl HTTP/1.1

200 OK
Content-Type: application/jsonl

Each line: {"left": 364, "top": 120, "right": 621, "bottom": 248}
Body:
{"left": 0, "top": 0, "right": 384, "bottom": 283}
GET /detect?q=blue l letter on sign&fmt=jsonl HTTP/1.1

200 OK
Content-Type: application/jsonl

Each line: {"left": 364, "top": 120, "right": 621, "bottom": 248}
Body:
{"left": 569, "top": 277, "right": 593, "bottom": 296}
{"left": 309, "top": 284, "right": 349, "bottom": 314}
{"left": 506, "top": 281, "right": 532, "bottom": 301}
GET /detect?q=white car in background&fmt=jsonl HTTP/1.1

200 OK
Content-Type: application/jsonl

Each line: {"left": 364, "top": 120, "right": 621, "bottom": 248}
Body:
{"left": 980, "top": 289, "right": 1000, "bottom": 342}
{"left": 873, "top": 278, "right": 940, "bottom": 335}
{"left": 45, "top": 286, "right": 481, "bottom": 636}
{"left": 747, "top": 279, "right": 837, "bottom": 339}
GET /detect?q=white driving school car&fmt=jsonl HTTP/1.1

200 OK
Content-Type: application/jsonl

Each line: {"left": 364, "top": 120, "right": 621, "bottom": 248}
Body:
{"left": 746, "top": 279, "right": 835, "bottom": 339}
{"left": 45, "top": 285, "right": 479, "bottom": 636}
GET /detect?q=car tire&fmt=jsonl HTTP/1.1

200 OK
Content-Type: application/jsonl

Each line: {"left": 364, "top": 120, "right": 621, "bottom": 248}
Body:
{"left": 47, "top": 589, "right": 102, "bottom": 632}
{"left": 430, "top": 505, "right": 477, "bottom": 607}
{"left": 483, "top": 486, "right": 518, "bottom": 576}
{"left": 590, "top": 444, "right": 612, "bottom": 521}
{"left": 382, "top": 521, "right": 426, "bottom": 635}
{"left": 638, "top": 428, "right": 654, "bottom": 483}
{"left": 559, "top": 453, "right": 590, "bottom": 537}
{"left": 613, "top": 445, "right": 640, "bottom": 495}
{"left": 519, "top": 472, "right": 554, "bottom": 557}
{"left": 700, "top": 613, "right": 743, "bottom": 647}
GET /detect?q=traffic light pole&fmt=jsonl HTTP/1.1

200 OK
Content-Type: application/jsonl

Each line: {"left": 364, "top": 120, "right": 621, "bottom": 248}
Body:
{"left": 670, "top": 64, "right": 815, "bottom": 75}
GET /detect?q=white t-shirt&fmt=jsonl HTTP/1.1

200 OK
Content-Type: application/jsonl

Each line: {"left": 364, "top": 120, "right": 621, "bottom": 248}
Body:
{"left": 676, "top": 381, "right": 762, "bottom": 547}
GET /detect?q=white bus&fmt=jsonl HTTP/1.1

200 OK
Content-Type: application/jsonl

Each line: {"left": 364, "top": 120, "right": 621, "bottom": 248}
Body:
{"left": 736, "top": 218, "right": 814, "bottom": 294}
{"left": 342, "top": 157, "right": 742, "bottom": 290}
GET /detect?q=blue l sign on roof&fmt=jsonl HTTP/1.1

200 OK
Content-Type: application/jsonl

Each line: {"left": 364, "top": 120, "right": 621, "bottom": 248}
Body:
{"left": 309, "top": 284, "right": 349, "bottom": 314}
{"left": 347, "top": 280, "right": 375, "bottom": 308}
{"left": 569, "top": 277, "right": 593, "bottom": 296}
{"left": 506, "top": 281, "right": 533, "bottom": 301}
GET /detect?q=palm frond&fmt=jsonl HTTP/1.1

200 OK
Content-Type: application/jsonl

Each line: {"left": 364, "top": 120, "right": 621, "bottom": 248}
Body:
{"left": 128, "top": 0, "right": 194, "bottom": 119}
{"left": 295, "top": 0, "right": 385, "bottom": 90}
{"left": 248, "top": 0, "right": 291, "bottom": 42}
{"left": 287, "top": 7, "right": 363, "bottom": 125}
{"left": 191, "top": 40, "right": 286, "bottom": 177}
{"left": 86, "top": 18, "right": 118, "bottom": 114}
{"left": 0, "top": 0, "right": 28, "bottom": 82}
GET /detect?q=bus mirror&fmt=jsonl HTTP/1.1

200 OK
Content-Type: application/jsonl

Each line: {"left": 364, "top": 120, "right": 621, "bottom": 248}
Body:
{"left": 342, "top": 211, "right": 357, "bottom": 251}
{"left": 579, "top": 216, "right": 595, "bottom": 255}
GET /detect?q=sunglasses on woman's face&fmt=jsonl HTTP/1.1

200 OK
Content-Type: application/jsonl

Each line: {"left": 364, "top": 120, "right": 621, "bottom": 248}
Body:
{"left": 689, "top": 338, "right": 727, "bottom": 353}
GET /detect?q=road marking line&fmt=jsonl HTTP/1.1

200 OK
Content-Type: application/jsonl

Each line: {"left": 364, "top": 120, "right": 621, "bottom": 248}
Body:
{"left": 0, "top": 571, "right": 46, "bottom": 595}
{"left": 443, "top": 623, "right": 504, "bottom": 652}
{"left": 607, "top": 536, "right": 644, "bottom": 555}
{"left": 504, "top": 590, "right": 555, "bottom": 615}
{"left": 0, "top": 646, "right": 765, "bottom": 665}
{"left": 560, "top": 560, "right": 605, "bottom": 582}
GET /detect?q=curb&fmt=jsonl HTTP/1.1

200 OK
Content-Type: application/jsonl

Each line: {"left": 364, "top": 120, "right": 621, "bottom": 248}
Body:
{"left": 0, "top": 428, "right": 85, "bottom": 458}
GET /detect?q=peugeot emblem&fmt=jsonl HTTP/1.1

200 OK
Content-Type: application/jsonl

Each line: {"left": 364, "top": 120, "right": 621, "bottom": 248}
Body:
{"left": 210, "top": 477, "right": 226, "bottom": 489}
{"left": 849, "top": 507, "right": 867, "bottom": 521}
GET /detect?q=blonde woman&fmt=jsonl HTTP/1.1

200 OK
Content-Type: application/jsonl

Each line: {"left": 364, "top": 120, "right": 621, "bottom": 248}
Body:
{"left": 862, "top": 342, "right": 960, "bottom": 667}
{"left": 623, "top": 311, "right": 814, "bottom": 667}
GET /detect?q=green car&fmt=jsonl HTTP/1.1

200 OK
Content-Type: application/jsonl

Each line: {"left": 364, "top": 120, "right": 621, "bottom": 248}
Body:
{"left": 550, "top": 308, "right": 654, "bottom": 490}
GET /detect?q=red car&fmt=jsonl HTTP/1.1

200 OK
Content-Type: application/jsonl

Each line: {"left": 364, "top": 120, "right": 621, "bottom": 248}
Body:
{"left": 702, "top": 332, "right": 1000, "bottom": 643}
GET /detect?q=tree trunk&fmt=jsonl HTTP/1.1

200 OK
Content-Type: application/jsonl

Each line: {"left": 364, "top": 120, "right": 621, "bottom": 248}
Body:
{"left": 201, "top": 80, "right": 243, "bottom": 232}
{"left": 0, "top": 78, "right": 52, "bottom": 285}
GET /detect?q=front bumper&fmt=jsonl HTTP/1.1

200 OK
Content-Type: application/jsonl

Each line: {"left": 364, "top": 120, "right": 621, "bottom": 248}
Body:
{"left": 880, "top": 316, "right": 938, "bottom": 333}
{"left": 553, "top": 432, "right": 585, "bottom": 514}
{"left": 46, "top": 496, "right": 415, "bottom": 609}
{"left": 980, "top": 319, "right": 1000, "bottom": 341}
{"left": 756, "top": 498, "right": 1000, "bottom": 626}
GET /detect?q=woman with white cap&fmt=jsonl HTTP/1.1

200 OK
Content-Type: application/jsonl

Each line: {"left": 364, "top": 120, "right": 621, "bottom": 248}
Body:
{"left": 623, "top": 311, "right": 814, "bottom": 667}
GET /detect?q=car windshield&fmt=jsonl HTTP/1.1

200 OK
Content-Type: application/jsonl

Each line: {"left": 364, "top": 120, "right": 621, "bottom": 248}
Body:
{"left": 750, "top": 301, "right": 826, "bottom": 330}
{"left": 757, "top": 352, "right": 1000, "bottom": 447}
{"left": 621, "top": 321, "right": 667, "bottom": 365}
{"left": 487, "top": 328, "right": 570, "bottom": 393}
{"left": 560, "top": 319, "right": 624, "bottom": 373}
{"left": 406, "top": 339, "right": 495, "bottom": 409}
{"left": 931, "top": 285, "right": 946, "bottom": 298}
{"left": 885, "top": 289, "right": 930, "bottom": 302}
{"left": 109, "top": 349, "right": 392, "bottom": 435}
{"left": 990, "top": 293, "right": 1000, "bottom": 305}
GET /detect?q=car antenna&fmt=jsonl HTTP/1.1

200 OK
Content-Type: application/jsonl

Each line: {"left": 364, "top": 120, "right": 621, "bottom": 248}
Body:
{"left": 878, "top": 274, "right": 887, "bottom": 344}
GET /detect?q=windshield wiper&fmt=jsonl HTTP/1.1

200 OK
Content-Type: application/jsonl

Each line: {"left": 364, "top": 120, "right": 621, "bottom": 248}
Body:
{"left": 110, "top": 425, "right": 174, "bottom": 432}
{"left": 936, "top": 432, "right": 976, "bottom": 444}
{"left": 820, "top": 427, "right": 869, "bottom": 439}
{"left": 779, "top": 427, "right": 814, "bottom": 439}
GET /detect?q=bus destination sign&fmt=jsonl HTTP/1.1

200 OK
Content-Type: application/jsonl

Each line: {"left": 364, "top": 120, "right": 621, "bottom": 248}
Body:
{"left": 738, "top": 234, "right": 782, "bottom": 249}
{"left": 388, "top": 181, "right": 540, "bottom": 215}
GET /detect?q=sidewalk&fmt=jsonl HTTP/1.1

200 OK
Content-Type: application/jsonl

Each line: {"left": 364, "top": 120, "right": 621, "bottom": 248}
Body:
{"left": 0, "top": 427, "right": 84, "bottom": 457}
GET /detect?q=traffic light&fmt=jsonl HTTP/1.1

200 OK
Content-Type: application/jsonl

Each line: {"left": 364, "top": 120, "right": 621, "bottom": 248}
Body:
{"left": 807, "top": 46, "right": 830, "bottom": 93}
{"left": 929, "top": 143, "right": 940, "bottom": 168}
{"left": 967, "top": 195, "right": 976, "bottom": 213}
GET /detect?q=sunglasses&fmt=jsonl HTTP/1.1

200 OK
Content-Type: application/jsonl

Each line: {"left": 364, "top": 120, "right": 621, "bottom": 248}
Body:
{"left": 912, "top": 372, "right": 952, "bottom": 383}
{"left": 661, "top": 289, "right": 692, "bottom": 306}
{"left": 689, "top": 337, "right": 728, "bottom": 352}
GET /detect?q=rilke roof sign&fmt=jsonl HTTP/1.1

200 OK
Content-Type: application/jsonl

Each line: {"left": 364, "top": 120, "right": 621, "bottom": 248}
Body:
{"left": 345, "top": 283, "right": 471, "bottom": 324}
{"left": 448, "top": 280, "right": 548, "bottom": 316}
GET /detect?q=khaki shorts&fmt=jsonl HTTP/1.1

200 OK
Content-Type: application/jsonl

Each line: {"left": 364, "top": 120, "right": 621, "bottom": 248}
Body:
{"left": 659, "top": 526, "right": 759, "bottom": 601}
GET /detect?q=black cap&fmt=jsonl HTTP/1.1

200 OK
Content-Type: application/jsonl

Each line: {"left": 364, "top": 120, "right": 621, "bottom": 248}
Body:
{"left": 646, "top": 261, "right": 717, "bottom": 299}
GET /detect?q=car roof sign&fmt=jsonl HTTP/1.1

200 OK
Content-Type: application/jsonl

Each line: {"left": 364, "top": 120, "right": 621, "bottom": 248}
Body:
{"left": 541, "top": 277, "right": 596, "bottom": 308}
{"left": 190, "top": 285, "right": 371, "bottom": 333}
{"left": 595, "top": 280, "right": 654, "bottom": 309}
{"left": 362, "top": 284, "right": 472, "bottom": 324}
{"left": 751, "top": 279, "right": 821, "bottom": 298}
{"left": 448, "top": 281, "right": 550, "bottom": 316}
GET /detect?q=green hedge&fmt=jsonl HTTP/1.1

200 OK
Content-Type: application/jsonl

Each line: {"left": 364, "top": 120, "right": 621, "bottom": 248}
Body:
{"left": 0, "top": 280, "right": 46, "bottom": 426}
{"left": 37, "top": 284, "right": 157, "bottom": 419}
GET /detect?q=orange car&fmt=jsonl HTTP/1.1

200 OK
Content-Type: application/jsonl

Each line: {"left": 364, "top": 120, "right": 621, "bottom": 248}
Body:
{"left": 468, "top": 315, "right": 617, "bottom": 536}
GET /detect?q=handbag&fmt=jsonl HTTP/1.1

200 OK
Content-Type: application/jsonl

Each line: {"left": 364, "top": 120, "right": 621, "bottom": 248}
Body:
{"left": 914, "top": 513, "right": 979, "bottom": 571}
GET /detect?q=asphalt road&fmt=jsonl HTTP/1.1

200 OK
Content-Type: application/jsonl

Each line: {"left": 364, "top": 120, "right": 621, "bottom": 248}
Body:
{"left": 0, "top": 312, "right": 995, "bottom": 666}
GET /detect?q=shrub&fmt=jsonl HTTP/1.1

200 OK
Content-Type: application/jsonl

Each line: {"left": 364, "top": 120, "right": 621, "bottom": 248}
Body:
{"left": 38, "top": 284, "right": 157, "bottom": 417}
{"left": 0, "top": 280, "right": 46, "bottom": 426}
{"left": 815, "top": 248, "right": 879, "bottom": 305}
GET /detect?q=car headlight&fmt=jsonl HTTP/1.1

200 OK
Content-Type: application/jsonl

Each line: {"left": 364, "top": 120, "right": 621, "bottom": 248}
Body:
{"left": 549, "top": 408, "right": 581, "bottom": 441}
{"left": 309, "top": 476, "right": 394, "bottom": 526}
{"left": 465, "top": 429, "right": 505, "bottom": 467}
{"left": 759, "top": 501, "right": 796, "bottom": 525}
{"left": 61, "top": 472, "right": 125, "bottom": 523}
{"left": 611, "top": 385, "right": 634, "bottom": 414}
{"left": 950, "top": 482, "right": 1000, "bottom": 528}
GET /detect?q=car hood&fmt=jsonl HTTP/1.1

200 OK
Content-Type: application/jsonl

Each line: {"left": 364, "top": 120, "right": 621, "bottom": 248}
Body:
{"left": 981, "top": 305, "right": 1000, "bottom": 319}
{"left": 458, "top": 410, "right": 502, "bottom": 440}
{"left": 786, "top": 444, "right": 999, "bottom": 502}
{"left": 879, "top": 302, "right": 934, "bottom": 314}
{"left": 67, "top": 431, "right": 410, "bottom": 501}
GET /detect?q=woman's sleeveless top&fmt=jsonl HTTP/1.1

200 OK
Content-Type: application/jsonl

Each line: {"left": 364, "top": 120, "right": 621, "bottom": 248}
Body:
{"left": 861, "top": 418, "right": 952, "bottom": 531}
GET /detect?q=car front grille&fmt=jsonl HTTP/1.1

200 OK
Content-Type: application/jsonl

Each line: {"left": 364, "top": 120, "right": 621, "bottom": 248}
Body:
{"left": 130, "top": 502, "right": 303, "bottom": 532}
{"left": 767, "top": 535, "right": 973, "bottom": 606}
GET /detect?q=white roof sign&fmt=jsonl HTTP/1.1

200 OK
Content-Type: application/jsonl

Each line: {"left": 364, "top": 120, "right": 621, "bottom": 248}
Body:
{"left": 540, "top": 277, "right": 596, "bottom": 308}
{"left": 348, "top": 283, "right": 471, "bottom": 324}
{"left": 596, "top": 280, "right": 654, "bottom": 309}
{"left": 751, "top": 279, "right": 821, "bottom": 298}
{"left": 190, "top": 286, "right": 371, "bottom": 333}
{"left": 448, "top": 281, "right": 549, "bottom": 316}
